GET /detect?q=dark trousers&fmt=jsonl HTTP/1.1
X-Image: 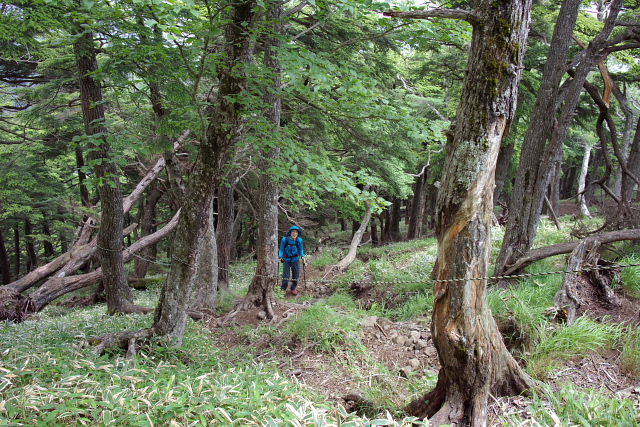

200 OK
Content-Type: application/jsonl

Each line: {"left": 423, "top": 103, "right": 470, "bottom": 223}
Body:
{"left": 281, "top": 259, "right": 300, "bottom": 290}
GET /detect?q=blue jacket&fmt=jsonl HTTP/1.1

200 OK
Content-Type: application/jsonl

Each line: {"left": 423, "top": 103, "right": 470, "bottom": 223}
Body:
{"left": 278, "top": 226, "right": 305, "bottom": 261}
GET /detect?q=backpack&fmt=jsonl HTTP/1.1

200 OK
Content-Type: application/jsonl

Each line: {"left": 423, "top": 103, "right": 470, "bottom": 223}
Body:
{"left": 283, "top": 237, "right": 301, "bottom": 258}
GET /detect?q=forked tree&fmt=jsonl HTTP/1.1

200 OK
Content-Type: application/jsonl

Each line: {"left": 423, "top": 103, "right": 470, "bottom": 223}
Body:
{"left": 386, "top": 1, "right": 536, "bottom": 425}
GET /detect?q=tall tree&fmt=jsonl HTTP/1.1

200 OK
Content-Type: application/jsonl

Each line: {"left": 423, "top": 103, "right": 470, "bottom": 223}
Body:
{"left": 386, "top": 0, "right": 536, "bottom": 425}
{"left": 151, "top": 0, "right": 257, "bottom": 345}
{"left": 495, "top": 0, "right": 624, "bottom": 276}
{"left": 73, "top": 28, "right": 134, "bottom": 314}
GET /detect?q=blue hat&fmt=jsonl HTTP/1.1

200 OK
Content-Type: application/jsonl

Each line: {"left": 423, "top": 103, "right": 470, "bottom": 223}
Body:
{"left": 287, "top": 226, "right": 302, "bottom": 236}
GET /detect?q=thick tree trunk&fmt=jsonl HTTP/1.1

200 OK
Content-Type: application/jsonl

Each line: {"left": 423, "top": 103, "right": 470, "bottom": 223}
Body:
{"left": 388, "top": 2, "right": 535, "bottom": 425}
{"left": 190, "top": 205, "right": 218, "bottom": 313}
{"left": 233, "top": 0, "right": 283, "bottom": 318}
{"left": 495, "top": 0, "right": 623, "bottom": 276}
{"left": 74, "top": 30, "right": 133, "bottom": 315}
{"left": 152, "top": 0, "right": 256, "bottom": 344}
{"left": 42, "top": 214, "right": 55, "bottom": 258}
{"left": 622, "top": 118, "right": 640, "bottom": 204}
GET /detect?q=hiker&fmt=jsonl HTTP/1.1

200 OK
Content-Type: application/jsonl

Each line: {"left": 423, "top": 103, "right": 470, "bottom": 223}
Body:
{"left": 279, "top": 225, "right": 306, "bottom": 295}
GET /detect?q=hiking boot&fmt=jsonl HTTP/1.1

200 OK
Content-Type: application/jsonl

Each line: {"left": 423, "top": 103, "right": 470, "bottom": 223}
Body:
{"left": 291, "top": 289, "right": 298, "bottom": 296}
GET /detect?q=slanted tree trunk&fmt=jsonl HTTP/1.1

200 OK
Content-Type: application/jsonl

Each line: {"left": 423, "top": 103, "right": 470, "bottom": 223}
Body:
{"left": 330, "top": 201, "right": 372, "bottom": 274}
{"left": 151, "top": 0, "right": 256, "bottom": 344}
{"left": 74, "top": 30, "right": 133, "bottom": 315}
{"left": 495, "top": 0, "right": 623, "bottom": 276}
{"left": 577, "top": 142, "right": 593, "bottom": 218}
{"left": 387, "top": 1, "right": 536, "bottom": 425}
{"left": 134, "top": 184, "right": 163, "bottom": 279}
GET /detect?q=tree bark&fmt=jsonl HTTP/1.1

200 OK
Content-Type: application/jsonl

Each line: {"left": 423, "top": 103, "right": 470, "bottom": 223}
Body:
{"left": 495, "top": 0, "right": 623, "bottom": 276}
{"left": 190, "top": 204, "right": 218, "bottom": 313}
{"left": 577, "top": 142, "right": 593, "bottom": 218}
{"left": 74, "top": 30, "right": 133, "bottom": 315}
{"left": 232, "top": 0, "right": 283, "bottom": 319}
{"left": 0, "top": 228, "right": 11, "bottom": 285}
{"left": 216, "top": 177, "right": 237, "bottom": 290}
{"left": 151, "top": 0, "right": 256, "bottom": 344}
{"left": 389, "top": 2, "right": 535, "bottom": 425}
{"left": 407, "top": 167, "right": 428, "bottom": 239}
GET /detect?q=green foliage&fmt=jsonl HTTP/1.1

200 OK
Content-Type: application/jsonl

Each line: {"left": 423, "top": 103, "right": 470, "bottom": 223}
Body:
{"left": 619, "top": 254, "right": 640, "bottom": 298}
{"left": 286, "top": 303, "right": 361, "bottom": 353}
{"left": 498, "top": 384, "right": 640, "bottom": 427}
{"left": 527, "top": 316, "right": 623, "bottom": 379}
{"left": 620, "top": 327, "right": 640, "bottom": 378}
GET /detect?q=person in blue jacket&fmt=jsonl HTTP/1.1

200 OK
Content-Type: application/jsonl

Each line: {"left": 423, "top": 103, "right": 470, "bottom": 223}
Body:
{"left": 278, "top": 225, "right": 305, "bottom": 295}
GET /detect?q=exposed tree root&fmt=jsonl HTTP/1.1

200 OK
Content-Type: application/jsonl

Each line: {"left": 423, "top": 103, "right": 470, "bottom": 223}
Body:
{"left": 87, "top": 327, "right": 154, "bottom": 357}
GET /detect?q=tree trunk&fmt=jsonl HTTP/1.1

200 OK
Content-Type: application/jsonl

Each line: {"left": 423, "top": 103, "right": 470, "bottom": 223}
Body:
{"left": 42, "top": 213, "right": 55, "bottom": 258}
{"left": 577, "top": 143, "right": 593, "bottom": 218}
{"left": 216, "top": 180, "right": 236, "bottom": 290}
{"left": 622, "top": 118, "right": 640, "bottom": 204}
{"left": 74, "top": 30, "right": 133, "bottom": 315}
{"left": 134, "top": 184, "right": 163, "bottom": 279}
{"left": 493, "top": 137, "right": 515, "bottom": 205}
{"left": 495, "top": 0, "right": 623, "bottom": 276}
{"left": 151, "top": 0, "right": 256, "bottom": 344}
{"left": 333, "top": 201, "right": 372, "bottom": 273}
{"left": 24, "top": 218, "right": 37, "bottom": 271}
{"left": 233, "top": 0, "right": 283, "bottom": 319}
{"left": 13, "top": 227, "right": 20, "bottom": 279}
{"left": 387, "top": 2, "right": 535, "bottom": 425}
{"left": 407, "top": 166, "right": 428, "bottom": 239}
{"left": 0, "top": 228, "right": 11, "bottom": 285}
{"left": 190, "top": 205, "right": 218, "bottom": 313}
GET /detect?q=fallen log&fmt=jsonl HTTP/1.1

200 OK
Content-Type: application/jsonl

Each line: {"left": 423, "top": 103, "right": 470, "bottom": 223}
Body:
{"left": 24, "top": 210, "right": 180, "bottom": 313}
{"left": 501, "top": 228, "right": 640, "bottom": 277}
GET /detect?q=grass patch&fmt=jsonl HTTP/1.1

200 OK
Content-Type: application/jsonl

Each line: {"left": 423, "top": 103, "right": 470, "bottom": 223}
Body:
{"left": 527, "top": 316, "right": 622, "bottom": 378}
{"left": 497, "top": 384, "right": 639, "bottom": 427}
{"left": 286, "top": 303, "right": 361, "bottom": 353}
{"left": 619, "top": 254, "right": 640, "bottom": 298}
{"left": 620, "top": 327, "right": 640, "bottom": 377}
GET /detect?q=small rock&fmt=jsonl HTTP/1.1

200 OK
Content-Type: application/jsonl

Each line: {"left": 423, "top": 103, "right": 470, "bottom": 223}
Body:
{"left": 377, "top": 317, "right": 394, "bottom": 328}
{"left": 410, "top": 331, "right": 421, "bottom": 343}
{"left": 362, "top": 316, "right": 378, "bottom": 328}
{"left": 399, "top": 366, "right": 413, "bottom": 378}
{"left": 393, "top": 335, "right": 406, "bottom": 346}
{"left": 257, "top": 310, "right": 267, "bottom": 320}
{"left": 409, "top": 358, "right": 420, "bottom": 369}
{"left": 415, "top": 339, "right": 428, "bottom": 350}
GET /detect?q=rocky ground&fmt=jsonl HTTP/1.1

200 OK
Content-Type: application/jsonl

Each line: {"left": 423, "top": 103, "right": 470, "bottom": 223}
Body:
{"left": 208, "top": 262, "right": 640, "bottom": 423}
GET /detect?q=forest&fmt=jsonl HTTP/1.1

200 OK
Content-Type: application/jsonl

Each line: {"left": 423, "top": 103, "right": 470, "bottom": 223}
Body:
{"left": 1, "top": 0, "right": 640, "bottom": 426}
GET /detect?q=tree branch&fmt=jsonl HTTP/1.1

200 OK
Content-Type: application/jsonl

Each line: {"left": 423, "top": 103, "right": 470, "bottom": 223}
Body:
{"left": 383, "top": 8, "right": 480, "bottom": 26}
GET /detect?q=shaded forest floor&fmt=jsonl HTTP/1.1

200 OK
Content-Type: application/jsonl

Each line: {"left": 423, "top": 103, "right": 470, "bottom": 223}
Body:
{"left": 208, "top": 258, "right": 640, "bottom": 421}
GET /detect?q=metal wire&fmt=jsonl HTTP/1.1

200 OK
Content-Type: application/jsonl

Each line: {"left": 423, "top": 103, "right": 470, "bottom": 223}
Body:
{"left": 122, "top": 246, "right": 640, "bottom": 285}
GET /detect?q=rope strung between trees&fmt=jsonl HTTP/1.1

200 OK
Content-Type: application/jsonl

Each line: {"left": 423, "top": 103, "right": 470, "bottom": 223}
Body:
{"left": 117, "top": 245, "right": 640, "bottom": 286}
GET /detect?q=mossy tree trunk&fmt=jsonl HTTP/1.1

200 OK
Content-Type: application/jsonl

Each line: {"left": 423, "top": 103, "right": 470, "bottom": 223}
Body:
{"left": 151, "top": 0, "right": 256, "bottom": 344}
{"left": 74, "top": 30, "right": 134, "bottom": 315}
{"left": 387, "top": 1, "right": 535, "bottom": 425}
